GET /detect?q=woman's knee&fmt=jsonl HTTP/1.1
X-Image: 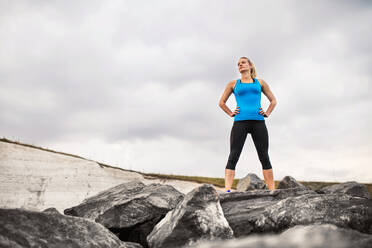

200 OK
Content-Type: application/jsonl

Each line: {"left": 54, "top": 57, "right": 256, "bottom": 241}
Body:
{"left": 258, "top": 155, "right": 272, "bottom": 170}
{"left": 262, "top": 163, "right": 272, "bottom": 170}
{"left": 226, "top": 164, "right": 236, "bottom": 170}
{"left": 226, "top": 156, "right": 238, "bottom": 170}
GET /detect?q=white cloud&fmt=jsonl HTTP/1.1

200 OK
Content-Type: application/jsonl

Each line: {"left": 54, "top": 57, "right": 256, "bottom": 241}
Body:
{"left": 1, "top": 0, "right": 371, "bottom": 183}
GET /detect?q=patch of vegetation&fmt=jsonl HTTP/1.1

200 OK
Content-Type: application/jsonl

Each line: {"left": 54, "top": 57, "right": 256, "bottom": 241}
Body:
{"left": 144, "top": 173, "right": 372, "bottom": 196}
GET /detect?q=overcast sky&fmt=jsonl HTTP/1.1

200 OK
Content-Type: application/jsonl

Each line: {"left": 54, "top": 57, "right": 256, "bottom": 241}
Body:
{"left": 1, "top": 0, "right": 371, "bottom": 183}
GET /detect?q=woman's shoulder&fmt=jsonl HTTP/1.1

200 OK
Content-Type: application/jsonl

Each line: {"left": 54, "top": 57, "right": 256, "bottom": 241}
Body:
{"left": 256, "top": 78, "right": 266, "bottom": 88}
{"left": 229, "top": 79, "right": 238, "bottom": 84}
{"left": 227, "top": 79, "right": 238, "bottom": 90}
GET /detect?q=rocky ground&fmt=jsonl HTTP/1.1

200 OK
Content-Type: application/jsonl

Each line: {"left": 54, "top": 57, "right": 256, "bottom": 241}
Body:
{"left": 1, "top": 176, "right": 371, "bottom": 248}
{"left": 1, "top": 140, "right": 371, "bottom": 247}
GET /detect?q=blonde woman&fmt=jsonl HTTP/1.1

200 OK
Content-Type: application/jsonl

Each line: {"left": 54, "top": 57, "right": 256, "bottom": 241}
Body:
{"left": 219, "top": 57, "right": 277, "bottom": 191}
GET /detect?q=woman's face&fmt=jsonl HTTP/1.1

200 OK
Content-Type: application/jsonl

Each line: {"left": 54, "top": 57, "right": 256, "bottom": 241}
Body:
{"left": 238, "top": 58, "right": 250, "bottom": 74}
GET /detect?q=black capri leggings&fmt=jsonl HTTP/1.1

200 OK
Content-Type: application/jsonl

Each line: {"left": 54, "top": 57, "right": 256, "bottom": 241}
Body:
{"left": 226, "top": 120, "right": 272, "bottom": 170}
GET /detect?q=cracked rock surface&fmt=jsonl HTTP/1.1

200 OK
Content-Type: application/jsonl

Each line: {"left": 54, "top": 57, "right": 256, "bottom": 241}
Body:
{"left": 220, "top": 188, "right": 372, "bottom": 237}
{"left": 64, "top": 180, "right": 184, "bottom": 247}
{"left": 0, "top": 208, "right": 142, "bottom": 248}
{"left": 147, "top": 184, "right": 233, "bottom": 248}
{"left": 193, "top": 224, "right": 372, "bottom": 248}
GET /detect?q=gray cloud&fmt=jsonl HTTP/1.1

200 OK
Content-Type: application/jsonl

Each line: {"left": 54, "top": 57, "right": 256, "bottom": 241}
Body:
{"left": 1, "top": 0, "right": 371, "bottom": 182}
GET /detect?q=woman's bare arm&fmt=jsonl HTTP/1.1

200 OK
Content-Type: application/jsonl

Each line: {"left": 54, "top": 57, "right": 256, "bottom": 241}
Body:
{"left": 259, "top": 79, "right": 277, "bottom": 116}
{"left": 219, "top": 80, "right": 239, "bottom": 117}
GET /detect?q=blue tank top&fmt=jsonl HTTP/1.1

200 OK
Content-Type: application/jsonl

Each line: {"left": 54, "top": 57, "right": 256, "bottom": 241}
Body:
{"left": 233, "top": 78, "right": 264, "bottom": 121}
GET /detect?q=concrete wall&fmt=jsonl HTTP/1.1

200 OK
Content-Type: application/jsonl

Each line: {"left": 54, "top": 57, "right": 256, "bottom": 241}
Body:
{"left": 0, "top": 142, "right": 144, "bottom": 212}
{"left": 0, "top": 141, "right": 219, "bottom": 213}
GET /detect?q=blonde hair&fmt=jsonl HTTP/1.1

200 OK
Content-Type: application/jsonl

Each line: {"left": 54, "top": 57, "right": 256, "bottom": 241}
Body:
{"left": 239, "top": 57, "right": 257, "bottom": 78}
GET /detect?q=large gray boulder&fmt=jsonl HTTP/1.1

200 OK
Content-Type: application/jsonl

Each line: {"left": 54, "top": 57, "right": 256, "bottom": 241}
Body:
{"left": 221, "top": 189, "right": 372, "bottom": 237}
{"left": 220, "top": 187, "right": 317, "bottom": 237}
{"left": 237, "top": 173, "right": 267, "bottom": 191}
{"left": 64, "top": 180, "right": 184, "bottom": 247}
{"left": 277, "top": 176, "right": 307, "bottom": 189}
{"left": 0, "top": 207, "right": 142, "bottom": 248}
{"left": 193, "top": 224, "right": 372, "bottom": 248}
{"left": 320, "top": 181, "right": 371, "bottom": 199}
{"left": 147, "top": 184, "right": 234, "bottom": 248}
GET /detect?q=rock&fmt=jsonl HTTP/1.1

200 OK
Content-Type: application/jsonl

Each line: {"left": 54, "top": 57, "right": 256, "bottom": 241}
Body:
{"left": 220, "top": 187, "right": 317, "bottom": 237}
{"left": 193, "top": 224, "right": 372, "bottom": 248}
{"left": 64, "top": 180, "right": 184, "bottom": 247}
{"left": 42, "top": 207, "right": 61, "bottom": 214}
{"left": 147, "top": 184, "right": 234, "bottom": 248}
{"left": 0, "top": 207, "right": 142, "bottom": 248}
{"left": 222, "top": 191, "right": 372, "bottom": 237}
{"left": 236, "top": 173, "right": 267, "bottom": 191}
{"left": 219, "top": 187, "right": 315, "bottom": 204}
{"left": 320, "top": 181, "right": 371, "bottom": 199}
{"left": 277, "top": 176, "right": 307, "bottom": 189}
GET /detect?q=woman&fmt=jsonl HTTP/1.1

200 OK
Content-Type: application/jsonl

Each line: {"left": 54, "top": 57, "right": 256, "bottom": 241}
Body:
{"left": 218, "top": 57, "right": 277, "bottom": 191}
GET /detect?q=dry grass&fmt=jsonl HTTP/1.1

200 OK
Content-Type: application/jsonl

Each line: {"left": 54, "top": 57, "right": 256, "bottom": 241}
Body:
{"left": 144, "top": 173, "right": 372, "bottom": 196}
{"left": 1, "top": 137, "right": 371, "bottom": 196}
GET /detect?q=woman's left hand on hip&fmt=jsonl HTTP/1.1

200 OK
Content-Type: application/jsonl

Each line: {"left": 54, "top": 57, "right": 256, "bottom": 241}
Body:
{"left": 259, "top": 108, "right": 269, "bottom": 117}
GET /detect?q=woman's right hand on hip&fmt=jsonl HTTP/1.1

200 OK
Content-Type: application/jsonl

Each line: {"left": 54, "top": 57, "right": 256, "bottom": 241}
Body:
{"left": 231, "top": 106, "right": 240, "bottom": 117}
